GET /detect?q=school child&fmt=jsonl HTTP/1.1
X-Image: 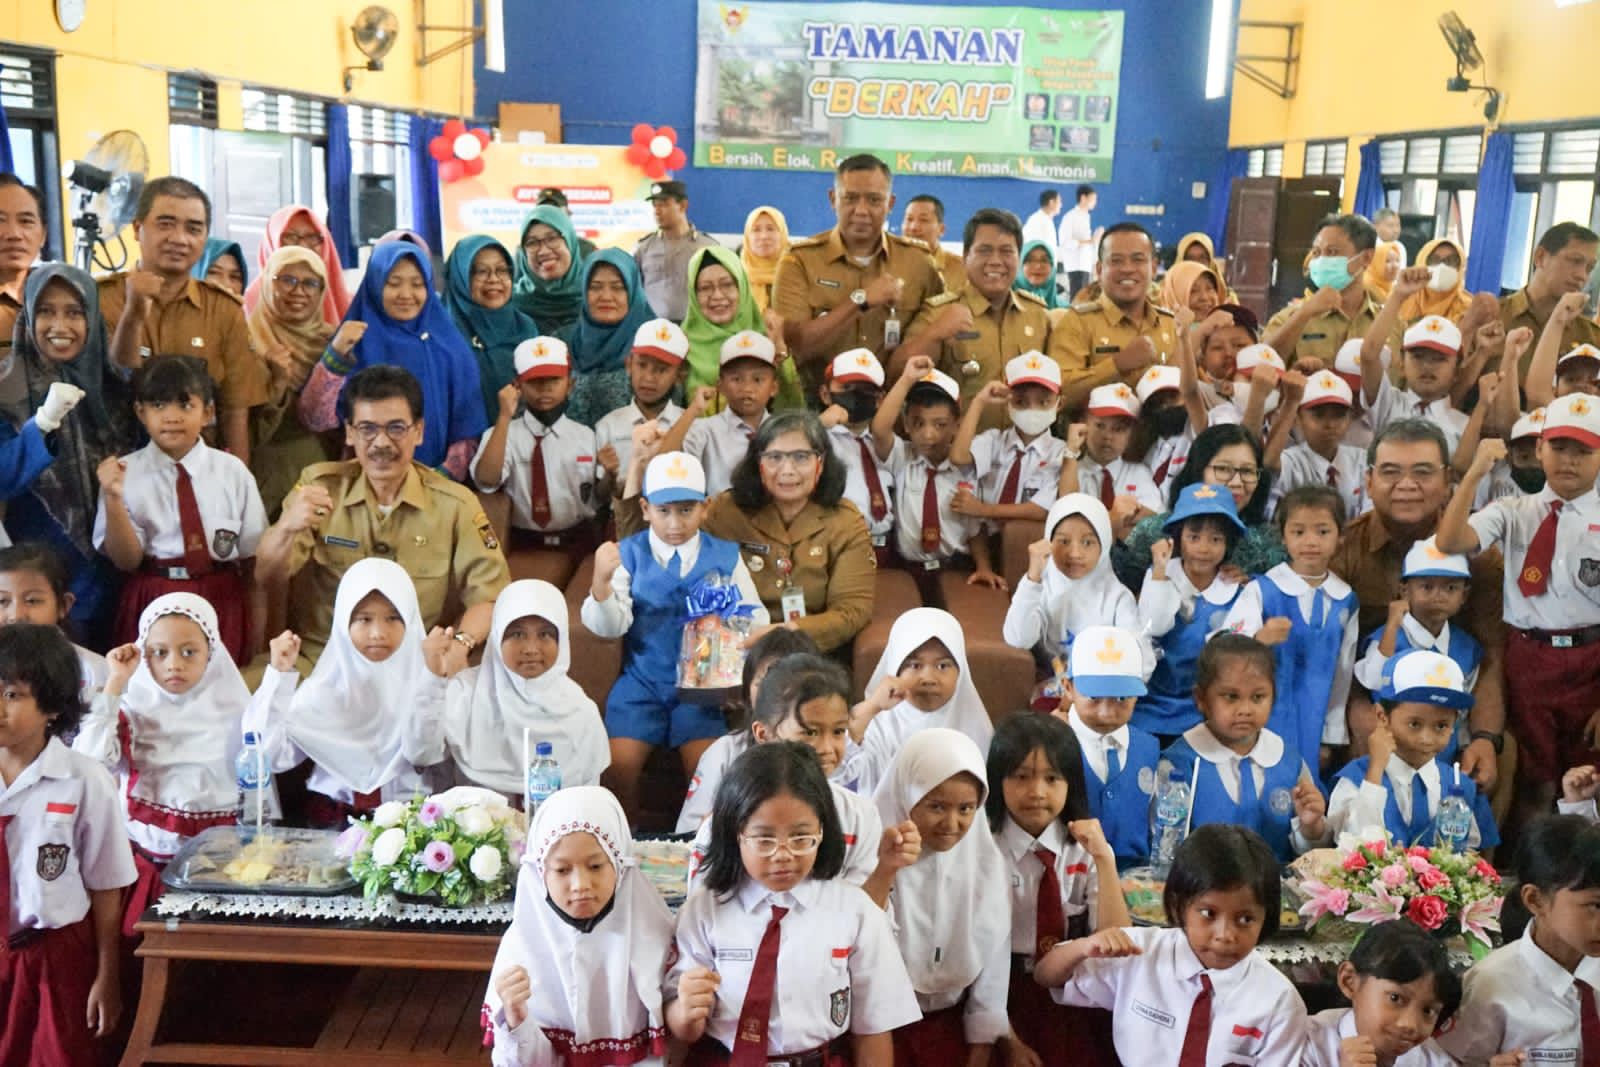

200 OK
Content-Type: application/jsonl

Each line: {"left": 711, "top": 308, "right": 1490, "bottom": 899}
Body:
{"left": 670, "top": 330, "right": 779, "bottom": 496}
{"left": 1036, "top": 823, "right": 1308, "bottom": 1066}
{"left": 1059, "top": 625, "right": 1161, "bottom": 866}
{"left": 1160, "top": 635, "right": 1329, "bottom": 863}
{"left": 1220, "top": 484, "right": 1358, "bottom": 774}
{"left": 1327, "top": 650, "right": 1498, "bottom": 849}
{"left": 471, "top": 337, "right": 599, "bottom": 586}
{"left": 72, "top": 593, "right": 252, "bottom": 930}
{"left": 986, "top": 712, "right": 1128, "bottom": 1067}
{"left": 1301, "top": 921, "right": 1462, "bottom": 1067}
{"left": 685, "top": 655, "right": 884, "bottom": 896}
{"left": 1439, "top": 392, "right": 1600, "bottom": 809}
{"left": 443, "top": 579, "right": 609, "bottom": 801}
{"left": 484, "top": 786, "right": 676, "bottom": 1066}
{"left": 1470, "top": 407, "right": 1546, "bottom": 508}
{"left": 93, "top": 355, "right": 267, "bottom": 661}
{"left": 0, "top": 623, "right": 137, "bottom": 1067}
{"left": 244, "top": 557, "right": 462, "bottom": 827}
{"left": 1360, "top": 311, "right": 1469, "bottom": 457}
{"left": 871, "top": 728, "right": 1011, "bottom": 1064}
{"left": 870, "top": 355, "right": 1002, "bottom": 598}
{"left": 676, "top": 627, "right": 820, "bottom": 833}
{"left": 1332, "top": 338, "right": 1383, "bottom": 449}
{"left": 594, "top": 319, "right": 688, "bottom": 493}
{"left": 0, "top": 542, "right": 108, "bottom": 705}
{"left": 845, "top": 607, "right": 992, "bottom": 796}
{"left": 1435, "top": 814, "right": 1600, "bottom": 1064}
{"left": 1135, "top": 483, "right": 1246, "bottom": 740}
{"left": 581, "top": 451, "right": 767, "bottom": 822}
{"left": 1519, "top": 292, "right": 1600, "bottom": 410}
{"left": 1266, "top": 370, "right": 1367, "bottom": 520}
{"left": 1135, "top": 364, "right": 1192, "bottom": 489}
{"left": 819, "top": 349, "right": 896, "bottom": 564}
{"left": 665, "top": 742, "right": 920, "bottom": 1064}
{"left": 1562, "top": 764, "right": 1600, "bottom": 820}
{"left": 1061, "top": 383, "right": 1162, "bottom": 515}
{"left": 948, "top": 351, "right": 1067, "bottom": 525}
{"left": 1207, "top": 342, "right": 1285, "bottom": 433}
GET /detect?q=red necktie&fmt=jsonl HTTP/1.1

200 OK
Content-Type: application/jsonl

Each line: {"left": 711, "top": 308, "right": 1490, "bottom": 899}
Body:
{"left": 174, "top": 463, "right": 213, "bottom": 576}
{"left": 1177, "top": 972, "right": 1213, "bottom": 1067}
{"left": 1517, "top": 499, "right": 1563, "bottom": 597}
{"left": 1327, "top": 464, "right": 1338, "bottom": 487}
{"left": 1033, "top": 847, "right": 1065, "bottom": 960}
{"left": 999, "top": 451, "right": 1025, "bottom": 506}
{"left": 1153, "top": 455, "right": 1174, "bottom": 486}
{"left": 529, "top": 431, "right": 553, "bottom": 528}
{"left": 1578, "top": 978, "right": 1600, "bottom": 1067}
{"left": 731, "top": 904, "right": 788, "bottom": 1066}
{"left": 0, "top": 815, "right": 12, "bottom": 960}
{"left": 921, "top": 468, "right": 940, "bottom": 555}
{"left": 857, "top": 437, "right": 888, "bottom": 523}
{"left": 1099, "top": 467, "right": 1115, "bottom": 509}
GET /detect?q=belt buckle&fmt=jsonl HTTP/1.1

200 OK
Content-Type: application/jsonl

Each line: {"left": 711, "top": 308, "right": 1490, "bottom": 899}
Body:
{"left": 167, "top": 566, "right": 190, "bottom": 581}
{"left": 871, "top": 534, "right": 886, "bottom": 547}
{"left": 1554, "top": 634, "right": 1575, "bottom": 648}
{"left": 922, "top": 559, "right": 940, "bottom": 571}
{"left": 543, "top": 535, "right": 562, "bottom": 547}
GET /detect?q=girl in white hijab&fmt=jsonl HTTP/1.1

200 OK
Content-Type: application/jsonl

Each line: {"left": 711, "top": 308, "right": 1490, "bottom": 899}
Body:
{"left": 872, "top": 728, "right": 1012, "bottom": 1062}
{"left": 846, "top": 607, "right": 992, "bottom": 796}
{"left": 245, "top": 557, "right": 457, "bottom": 825}
{"left": 444, "top": 580, "right": 609, "bottom": 800}
{"left": 485, "top": 786, "right": 675, "bottom": 1066}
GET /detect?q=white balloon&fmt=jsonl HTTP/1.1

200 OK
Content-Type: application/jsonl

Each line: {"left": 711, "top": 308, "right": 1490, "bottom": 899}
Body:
{"left": 454, "top": 133, "right": 483, "bottom": 161}
{"left": 649, "top": 134, "right": 673, "bottom": 158}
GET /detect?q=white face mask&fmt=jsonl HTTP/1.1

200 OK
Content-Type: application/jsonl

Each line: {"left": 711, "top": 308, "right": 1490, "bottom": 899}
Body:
{"left": 1427, "top": 263, "right": 1460, "bottom": 292}
{"left": 1231, "top": 380, "right": 1280, "bottom": 417}
{"left": 1009, "top": 406, "right": 1058, "bottom": 437}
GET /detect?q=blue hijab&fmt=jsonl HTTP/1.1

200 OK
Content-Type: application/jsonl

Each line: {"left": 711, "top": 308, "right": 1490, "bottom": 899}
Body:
{"left": 443, "top": 235, "right": 539, "bottom": 424}
{"left": 339, "top": 242, "right": 487, "bottom": 467}
{"left": 193, "top": 238, "right": 248, "bottom": 289}
{"left": 563, "top": 248, "right": 655, "bottom": 375}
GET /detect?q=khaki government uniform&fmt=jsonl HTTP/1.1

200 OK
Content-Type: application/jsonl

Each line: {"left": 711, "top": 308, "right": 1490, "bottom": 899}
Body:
{"left": 905, "top": 286, "right": 1053, "bottom": 430}
{"left": 98, "top": 274, "right": 268, "bottom": 411}
{"left": 283, "top": 460, "right": 511, "bottom": 664}
{"left": 1498, "top": 288, "right": 1600, "bottom": 381}
{"left": 1046, "top": 291, "right": 1179, "bottom": 411}
{"left": 932, "top": 248, "right": 968, "bottom": 293}
{"left": 0, "top": 287, "right": 20, "bottom": 359}
{"left": 1262, "top": 288, "right": 1383, "bottom": 368}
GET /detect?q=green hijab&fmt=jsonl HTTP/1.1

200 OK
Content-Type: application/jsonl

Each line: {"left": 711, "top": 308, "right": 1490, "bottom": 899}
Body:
{"left": 681, "top": 246, "right": 764, "bottom": 393}
{"left": 1015, "top": 240, "right": 1061, "bottom": 309}
{"left": 511, "top": 205, "right": 585, "bottom": 331}
{"left": 444, "top": 235, "right": 539, "bottom": 423}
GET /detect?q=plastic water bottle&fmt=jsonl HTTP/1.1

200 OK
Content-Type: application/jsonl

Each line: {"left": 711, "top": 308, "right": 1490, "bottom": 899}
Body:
{"left": 526, "top": 742, "right": 562, "bottom": 819}
{"left": 236, "top": 732, "right": 271, "bottom": 827}
{"left": 1435, "top": 787, "right": 1473, "bottom": 853}
{"left": 1149, "top": 771, "right": 1191, "bottom": 879}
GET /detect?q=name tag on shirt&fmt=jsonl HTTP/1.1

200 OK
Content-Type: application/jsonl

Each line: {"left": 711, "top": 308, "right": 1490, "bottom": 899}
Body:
{"left": 1525, "top": 1050, "right": 1578, "bottom": 1063}
{"left": 818, "top": 279, "right": 841, "bottom": 289}
{"left": 716, "top": 948, "right": 754, "bottom": 963}
{"left": 324, "top": 535, "right": 361, "bottom": 549}
{"left": 782, "top": 588, "right": 807, "bottom": 621}
{"left": 1132, "top": 1000, "right": 1175, "bottom": 1029}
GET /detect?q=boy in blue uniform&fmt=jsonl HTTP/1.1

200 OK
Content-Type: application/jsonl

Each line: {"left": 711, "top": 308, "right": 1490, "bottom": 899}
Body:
{"left": 581, "top": 450, "right": 768, "bottom": 822}
{"left": 1057, "top": 624, "right": 1159, "bottom": 866}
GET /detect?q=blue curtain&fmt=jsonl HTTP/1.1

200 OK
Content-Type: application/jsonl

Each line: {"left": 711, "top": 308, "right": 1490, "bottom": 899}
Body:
{"left": 1353, "top": 139, "right": 1385, "bottom": 220}
{"left": 0, "top": 63, "right": 14, "bottom": 173}
{"left": 408, "top": 117, "right": 445, "bottom": 256}
{"left": 1465, "top": 131, "right": 1514, "bottom": 295}
{"left": 325, "top": 104, "right": 358, "bottom": 268}
{"left": 1206, "top": 148, "right": 1250, "bottom": 251}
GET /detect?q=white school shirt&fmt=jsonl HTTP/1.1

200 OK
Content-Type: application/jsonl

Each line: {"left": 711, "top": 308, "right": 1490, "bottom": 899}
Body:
{"left": 1, "top": 736, "right": 137, "bottom": 935}
{"left": 827, "top": 423, "right": 897, "bottom": 544}
{"left": 686, "top": 781, "right": 882, "bottom": 894}
{"left": 1472, "top": 459, "right": 1526, "bottom": 509}
{"left": 1058, "top": 205, "right": 1095, "bottom": 274}
{"left": 579, "top": 530, "right": 769, "bottom": 638}
{"left": 887, "top": 449, "right": 981, "bottom": 563}
{"left": 1139, "top": 558, "right": 1241, "bottom": 641}
{"left": 1435, "top": 922, "right": 1600, "bottom": 1065}
{"left": 1171, "top": 723, "right": 1328, "bottom": 853}
{"left": 1353, "top": 614, "right": 1480, "bottom": 694}
{"left": 1269, "top": 442, "right": 1368, "bottom": 522}
{"left": 92, "top": 439, "right": 267, "bottom": 562}
{"left": 998, "top": 817, "right": 1099, "bottom": 956}
{"left": 1368, "top": 378, "right": 1468, "bottom": 458}
{"left": 1326, "top": 753, "right": 1488, "bottom": 849}
{"left": 970, "top": 428, "right": 1064, "bottom": 512}
{"left": 1066, "top": 707, "right": 1134, "bottom": 789}
{"left": 1301, "top": 1008, "right": 1454, "bottom": 1067}
{"left": 667, "top": 876, "right": 921, "bottom": 1053}
{"left": 1074, "top": 455, "right": 1163, "bottom": 512}
{"left": 677, "top": 733, "right": 861, "bottom": 833}
{"left": 76, "top": 644, "right": 109, "bottom": 707}
{"left": 594, "top": 398, "right": 684, "bottom": 477}
{"left": 1468, "top": 486, "right": 1600, "bottom": 630}
{"left": 1145, "top": 430, "right": 1192, "bottom": 489}
{"left": 1055, "top": 924, "right": 1307, "bottom": 1066}
{"left": 470, "top": 412, "right": 598, "bottom": 533}
{"left": 682, "top": 407, "right": 767, "bottom": 497}
{"left": 1001, "top": 573, "right": 1147, "bottom": 666}
{"left": 1220, "top": 564, "right": 1358, "bottom": 745}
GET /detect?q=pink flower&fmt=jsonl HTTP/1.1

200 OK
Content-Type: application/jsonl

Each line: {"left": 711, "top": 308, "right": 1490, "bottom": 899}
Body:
{"left": 1380, "top": 863, "right": 1411, "bottom": 888}
{"left": 1348, "top": 882, "right": 1405, "bottom": 923}
{"left": 1417, "top": 867, "right": 1449, "bottom": 891}
{"left": 1461, "top": 895, "right": 1505, "bottom": 945}
{"left": 1342, "top": 851, "right": 1370, "bottom": 872}
{"left": 422, "top": 840, "right": 455, "bottom": 873}
{"left": 334, "top": 824, "right": 368, "bottom": 859}
{"left": 1297, "top": 878, "right": 1351, "bottom": 927}
{"left": 1407, "top": 854, "right": 1433, "bottom": 874}
{"left": 1474, "top": 859, "right": 1501, "bottom": 884}
{"left": 1363, "top": 839, "right": 1389, "bottom": 857}
{"left": 1406, "top": 894, "right": 1450, "bottom": 931}
{"left": 1407, "top": 846, "right": 1431, "bottom": 858}
{"left": 418, "top": 801, "right": 444, "bottom": 828}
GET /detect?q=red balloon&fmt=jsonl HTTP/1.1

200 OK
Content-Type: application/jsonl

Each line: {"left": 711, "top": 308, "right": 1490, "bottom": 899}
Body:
{"left": 631, "top": 123, "right": 654, "bottom": 145}
{"left": 471, "top": 127, "right": 491, "bottom": 147}
{"left": 439, "top": 159, "right": 465, "bottom": 183}
{"left": 644, "top": 158, "right": 668, "bottom": 179}
{"left": 442, "top": 118, "right": 467, "bottom": 141}
{"left": 463, "top": 156, "right": 485, "bottom": 177}
{"left": 625, "top": 143, "right": 650, "bottom": 165}
{"left": 656, "top": 125, "right": 678, "bottom": 144}
{"left": 666, "top": 147, "right": 687, "bottom": 170}
{"left": 428, "top": 137, "right": 453, "bottom": 162}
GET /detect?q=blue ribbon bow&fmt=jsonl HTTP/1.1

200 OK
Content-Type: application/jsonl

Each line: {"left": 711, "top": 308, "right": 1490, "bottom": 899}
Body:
{"left": 684, "top": 577, "right": 755, "bottom": 622}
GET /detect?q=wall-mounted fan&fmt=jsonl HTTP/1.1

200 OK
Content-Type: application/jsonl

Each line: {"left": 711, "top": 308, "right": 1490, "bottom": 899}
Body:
{"left": 345, "top": 6, "right": 399, "bottom": 91}
{"left": 66, "top": 129, "right": 149, "bottom": 272}
{"left": 1438, "top": 12, "right": 1502, "bottom": 121}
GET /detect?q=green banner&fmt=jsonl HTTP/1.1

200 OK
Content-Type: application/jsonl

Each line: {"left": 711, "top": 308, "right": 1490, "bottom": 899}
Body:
{"left": 693, "top": 2, "right": 1124, "bottom": 182}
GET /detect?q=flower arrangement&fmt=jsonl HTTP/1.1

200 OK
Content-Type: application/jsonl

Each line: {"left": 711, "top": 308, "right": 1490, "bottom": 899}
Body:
{"left": 339, "top": 787, "right": 525, "bottom": 907}
{"left": 1294, "top": 832, "right": 1504, "bottom": 959}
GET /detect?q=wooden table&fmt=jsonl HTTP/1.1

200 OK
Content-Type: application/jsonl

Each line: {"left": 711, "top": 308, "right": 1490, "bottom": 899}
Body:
{"left": 120, "top": 916, "right": 501, "bottom": 1066}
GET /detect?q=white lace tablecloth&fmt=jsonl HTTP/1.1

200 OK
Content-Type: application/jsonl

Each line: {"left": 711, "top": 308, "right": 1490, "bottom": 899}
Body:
{"left": 1257, "top": 933, "right": 1477, "bottom": 970}
{"left": 153, "top": 890, "right": 515, "bottom": 926}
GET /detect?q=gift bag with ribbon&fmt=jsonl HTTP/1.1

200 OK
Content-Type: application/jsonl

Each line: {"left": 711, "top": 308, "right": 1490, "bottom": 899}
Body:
{"left": 678, "top": 573, "right": 755, "bottom": 704}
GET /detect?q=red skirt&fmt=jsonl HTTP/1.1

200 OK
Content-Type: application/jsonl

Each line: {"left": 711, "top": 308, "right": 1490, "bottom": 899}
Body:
{"left": 303, "top": 790, "right": 382, "bottom": 830}
{"left": 1006, "top": 955, "right": 1120, "bottom": 1067}
{"left": 893, "top": 1004, "right": 967, "bottom": 1066}
{"left": 122, "top": 846, "right": 168, "bottom": 938}
{"left": 114, "top": 563, "right": 249, "bottom": 663}
{"left": 0, "top": 920, "right": 99, "bottom": 1067}
{"left": 683, "top": 1036, "right": 846, "bottom": 1067}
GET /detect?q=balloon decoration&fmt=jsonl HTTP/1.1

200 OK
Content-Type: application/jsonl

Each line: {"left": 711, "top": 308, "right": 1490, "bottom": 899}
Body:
{"left": 625, "top": 124, "right": 687, "bottom": 179}
{"left": 430, "top": 119, "right": 492, "bottom": 184}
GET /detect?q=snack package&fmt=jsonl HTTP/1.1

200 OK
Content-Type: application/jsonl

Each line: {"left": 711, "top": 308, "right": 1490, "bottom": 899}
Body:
{"left": 677, "top": 573, "right": 753, "bottom": 703}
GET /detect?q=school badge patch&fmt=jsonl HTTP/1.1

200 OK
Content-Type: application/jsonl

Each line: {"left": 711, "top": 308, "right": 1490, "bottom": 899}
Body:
{"left": 1579, "top": 558, "right": 1600, "bottom": 587}
{"left": 1268, "top": 788, "right": 1294, "bottom": 816}
{"left": 37, "top": 843, "right": 69, "bottom": 881}
{"left": 212, "top": 528, "right": 239, "bottom": 558}
{"left": 829, "top": 987, "right": 850, "bottom": 1028}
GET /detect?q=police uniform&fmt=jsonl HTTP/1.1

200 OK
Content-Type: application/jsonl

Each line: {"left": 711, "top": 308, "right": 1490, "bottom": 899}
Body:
{"left": 1045, "top": 292, "right": 1178, "bottom": 412}
{"left": 1262, "top": 288, "right": 1383, "bottom": 368}
{"left": 1499, "top": 286, "right": 1600, "bottom": 380}
{"left": 283, "top": 460, "right": 512, "bottom": 665}
{"left": 772, "top": 229, "right": 944, "bottom": 394}
{"left": 904, "top": 286, "right": 1053, "bottom": 428}
{"left": 97, "top": 274, "right": 269, "bottom": 412}
{"left": 634, "top": 226, "right": 718, "bottom": 324}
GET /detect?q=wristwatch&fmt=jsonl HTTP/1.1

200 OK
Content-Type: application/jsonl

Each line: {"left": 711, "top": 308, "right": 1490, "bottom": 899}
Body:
{"left": 1469, "top": 730, "right": 1504, "bottom": 755}
{"left": 850, "top": 288, "right": 869, "bottom": 310}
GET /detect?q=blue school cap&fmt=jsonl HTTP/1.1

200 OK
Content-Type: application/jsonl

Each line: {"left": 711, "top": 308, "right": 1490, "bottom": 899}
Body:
{"left": 1067, "top": 625, "right": 1147, "bottom": 699}
{"left": 1163, "top": 483, "right": 1246, "bottom": 534}
{"left": 1377, "top": 650, "right": 1472, "bottom": 710}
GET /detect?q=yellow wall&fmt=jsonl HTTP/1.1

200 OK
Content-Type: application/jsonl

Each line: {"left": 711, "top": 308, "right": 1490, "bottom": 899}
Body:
{"left": 1231, "top": 0, "right": 1600, "bottom": 206}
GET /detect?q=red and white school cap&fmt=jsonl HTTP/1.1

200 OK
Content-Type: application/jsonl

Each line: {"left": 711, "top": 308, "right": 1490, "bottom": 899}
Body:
{"left": 828, "top": 348, "right": 885, "bottom": 388}
{"left": 514, "top": 336, "right": 570, "bottom": 379}
{"left": 1004, "top": 351, "right": 1062, "bottom": 392}
{"left": 911, "top": 368, "right": 961, "bottom": 403}
{"left": 1557, "top": 343, "right": 1600, "bottom": 375}
{"left": 1086, "top": 382, "right": 1140, "bottom": 419}
{"left": 720, "top": 330, "right": 776, "bottom": 367}
{"left": 1136, "top": 365, "right": 1181, "bottom": 404}
{"left": 1510, "top": 407, "right": 1546, "bottom": 442}
{"left": 1300, "top": 370, "right": 1354, "bottom": 409}
{"left": 631, "top": 318, "right": 688, "bottom": 364}
{"left": 1542, "top": 393, "right": 1600, "bottom": 448}
{"left": 1333, "top": 338, "right": 1389, "bottom": 390}
{"left": 1235, "top": 343, "right": 1285, "bottom": 375}
{"left": 1402, "top": 315, "right": 1462, "bottom": 357}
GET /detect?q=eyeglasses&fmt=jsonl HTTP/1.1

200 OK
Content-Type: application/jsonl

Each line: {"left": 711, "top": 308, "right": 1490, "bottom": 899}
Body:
{"left": 523, "top": 233, "right": 566, "bottom": 254}
{"left": 273, "top": 274, "right": 325, "bottom": 293}
{"left": 739, "top": 833, "right": 822, "bottom": 858}
{"left": 1207, "top": 462, "right": 1261, "bottom": 485}
{"left": 759, "top": 449, "right": 820, "bottom": 470}
{"left": 1371, "top": 462, "right": 1445, "bottom": 485}
{"left": 695, "top": 280, "right": 740, "bottom": 299}
{"left": 470, "top": 266, "right": 513, "bottom": 282}
{"left": 350, "top": 420, "right": 415, "bottom": 442}
{"left": 280, "top": 231, "right": 325, "bottom": 250}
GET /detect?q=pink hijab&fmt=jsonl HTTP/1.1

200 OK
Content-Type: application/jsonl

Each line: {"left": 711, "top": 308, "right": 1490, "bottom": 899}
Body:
{"left": 242, "top": 205, "right": 351, "bottom": 322}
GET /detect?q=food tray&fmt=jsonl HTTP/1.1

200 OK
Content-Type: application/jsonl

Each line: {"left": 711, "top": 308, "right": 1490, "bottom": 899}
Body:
{"left": 634, "top": 837, "right": 690, "bottom": 909}
{"left": 1120, "top": 865, "right": 1304, "bottom": 932}
{"left": 161, "top": 825, "right": 357, "bottom": 895}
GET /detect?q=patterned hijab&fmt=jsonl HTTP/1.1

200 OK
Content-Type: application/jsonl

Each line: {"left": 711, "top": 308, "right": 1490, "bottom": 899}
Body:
{"left": 248, "top": 246, "right": 335, "bottom": 374}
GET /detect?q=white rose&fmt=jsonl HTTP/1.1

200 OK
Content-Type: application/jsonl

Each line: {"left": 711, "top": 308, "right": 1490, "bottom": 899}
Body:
{"left": 371, "top": 827, "right": 407, "bottom": 867}
{"left": 469, "top": 845, "right": 503, "bottom": 882}
{"left": 455, "top": 805, "right": 494, "bottom": 836}
{"left": 371, "top": 801, "right": 408, "bottom": 829}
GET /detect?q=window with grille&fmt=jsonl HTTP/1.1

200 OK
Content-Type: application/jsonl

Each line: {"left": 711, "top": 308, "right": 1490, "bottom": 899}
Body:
{"left": 242, "top": 89, "right": 327, "bottom": 138}
{"left": 1304, "top": 140, "right": 1347, "bottom": 177}
{"left": 1245, "top": 146, "right": 1283, "bottom": 179}
{"left": 0, "top": 48, "right": 54, "bottom": 119}
{"left": 168, "top": 73, "right": 218, "bottom": 128}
